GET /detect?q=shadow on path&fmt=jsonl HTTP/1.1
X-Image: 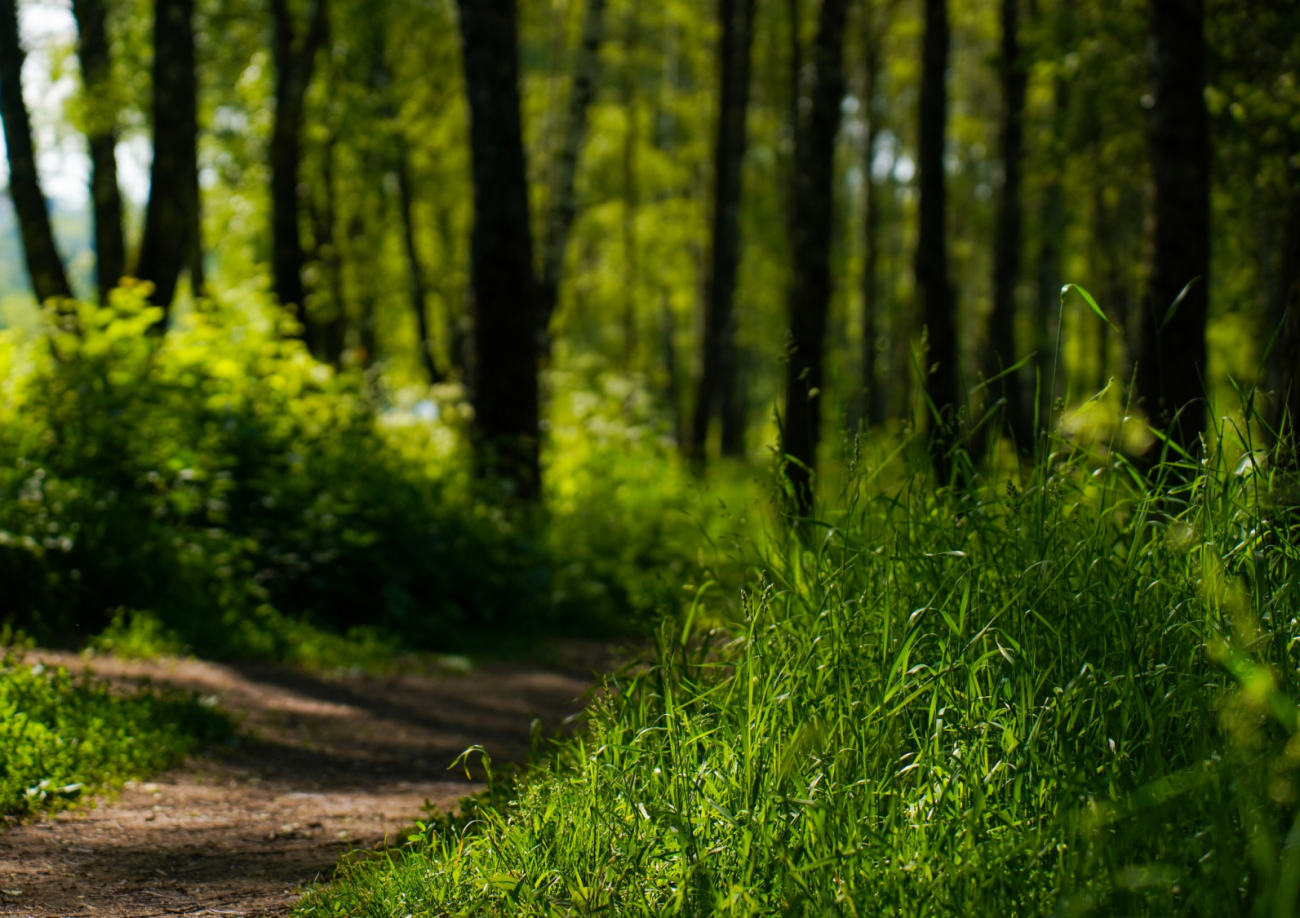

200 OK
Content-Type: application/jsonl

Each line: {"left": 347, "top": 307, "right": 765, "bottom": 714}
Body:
{"left": 0, "top": 644, "right": 607, "bottom": 917}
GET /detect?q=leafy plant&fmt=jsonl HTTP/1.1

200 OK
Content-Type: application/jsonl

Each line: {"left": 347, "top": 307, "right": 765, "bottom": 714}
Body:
{"left": 0, "top": 649, "right": 230, "bottom": 820}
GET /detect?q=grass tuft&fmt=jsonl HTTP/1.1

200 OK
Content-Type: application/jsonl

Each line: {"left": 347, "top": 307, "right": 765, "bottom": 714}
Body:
{"left": 299, "top": 418, "right": 1300, "bottom": 916}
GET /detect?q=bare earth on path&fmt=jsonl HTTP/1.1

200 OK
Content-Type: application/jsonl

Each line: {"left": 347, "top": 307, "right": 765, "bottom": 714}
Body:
{"left": 0, "top": 644, "right": 608, "bottom": 918}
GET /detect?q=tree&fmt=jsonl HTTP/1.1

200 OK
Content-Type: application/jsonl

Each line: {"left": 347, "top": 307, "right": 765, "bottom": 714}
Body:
{"left": 135, "top": 0, "right": 201, "bottom": 315}
{"left": 859, "top": 0, "right": 899, "bottom": 430}
{"left": 985, "top": 0, "right": 1029, "bottom": 450}
{"left": 1136, "top": 0, "right": 1210, "bottom": 458}
{"left": 0, "top": 0, "right": 72, "bottom": 302}
{"left": 269, "top": 0, "right": 327, "bottom": 322}
{"left": 72, "top": 0, "right": 126, "bottom": 301}
{"left": 395, "top": 139, "right": 441, "bottom": 383}
{"left": 689, "top": 0, "right": 756, "bottom": 464}
{"left": 1274, "top": 131, "right": 1300, "bottom": 452}
{"left": 457, "top": 0, "right": 540, "bottom": 499}
{"left": 782, "top": 0, "right": 849, "bottom": 514}
{"left": 916, "top": 0, "right": 959, "bottom": 481}
{"left": 537, "top": 0, "right": 606, "bottom": 358}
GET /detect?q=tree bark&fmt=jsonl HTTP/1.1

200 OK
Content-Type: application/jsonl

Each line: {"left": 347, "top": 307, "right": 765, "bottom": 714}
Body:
{"left": 457, "top": 0, "right": 540, "bottom": 499}
{"left": 135, "top": 0, "right": 199, "bottom": 316}
{"left": 269, "top": 0, "right": 327, "bottom": 320}
{"left": 1136, "top": 0, "right": 1210, "bottom": 459}
{"left": 916, "top": 0, "right": 959, "bottom": 482}
{"left": 72, "top": 0, "right": 125, "bottom": 301}
{"left": 860, "top": 1, "right": 898, "bottom": 430}
{"left": 688, "top": 0, "right": 756, "bottom": 463}
{"left": 308, "top": 131, "right": 345, "bottom": 364}
{"left": 620, "top": 17, "right": 639, "bottom": 375}
{"left": 0, "top": 0, "right": 72, "bottom": 302}
{"left": 1032, "top": 0, "right": 1071, "bottom": 438}
{"left": 782, "top": 0, "right": 848, "bottom": 515}
{"left": 396, "top": 141, "right": 441, "bottom": 384}
{"left": 537, "top": 0, "right": 605, "bottom": 356}
{"left": 1271, "top": 130, "right": 1300, "bottom": 455}
{"left": 985, "top": 0, "right": 1029, "bottom": 450}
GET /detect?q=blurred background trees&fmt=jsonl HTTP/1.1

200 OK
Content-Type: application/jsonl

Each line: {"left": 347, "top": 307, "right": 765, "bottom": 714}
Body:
{"left": 0, "top": 0, "right": 1297, "bottom": 493}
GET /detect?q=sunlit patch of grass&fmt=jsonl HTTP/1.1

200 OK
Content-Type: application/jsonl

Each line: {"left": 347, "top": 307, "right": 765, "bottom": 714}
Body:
{"left": 298, "top": 411, "right": 1300, "bottom": 917}
{"left": 0, "top": 644, "right": 231, "bottom": 820}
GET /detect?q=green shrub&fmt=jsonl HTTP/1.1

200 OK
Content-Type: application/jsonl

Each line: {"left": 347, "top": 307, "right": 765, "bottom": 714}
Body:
{"left": 0, "top": 292, "right": 738, "bottom": 659}
{"left": 298, "top": 425, "right": 1300, "bottom": 917}
{"left": 0, "top": 649, "right": 230, "bottom": 819}
{"left": 0, "top": 291, "right": 557, "bottom": 654}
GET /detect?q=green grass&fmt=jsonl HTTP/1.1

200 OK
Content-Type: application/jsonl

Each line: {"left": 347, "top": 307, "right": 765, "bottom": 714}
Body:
{"left": 0, "top": 645, "right": 231, "bottom": 820}
{"left": 297, "top": 417, "right": 1300, "bottom": 917}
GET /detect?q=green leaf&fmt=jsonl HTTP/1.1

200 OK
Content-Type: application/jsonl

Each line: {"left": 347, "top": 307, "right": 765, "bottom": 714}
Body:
{"left": 1159, "top": 277, "right": 1201, "bottom": 331}
{"left": 1061, "top": 284, "right": 1118, "bottom": 331}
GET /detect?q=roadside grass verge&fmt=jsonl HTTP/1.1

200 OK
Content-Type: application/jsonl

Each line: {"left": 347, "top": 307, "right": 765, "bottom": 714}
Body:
{"left": 0, "top": 647, "right": 231, "bottom": 821}
{"left": 298, "top": 419, "right": 1300, "bottom": 917}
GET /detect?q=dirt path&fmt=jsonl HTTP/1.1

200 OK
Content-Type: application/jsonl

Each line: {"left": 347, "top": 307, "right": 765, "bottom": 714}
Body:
{"left": 0, "top": 645, "right": 607, "bottom": 917}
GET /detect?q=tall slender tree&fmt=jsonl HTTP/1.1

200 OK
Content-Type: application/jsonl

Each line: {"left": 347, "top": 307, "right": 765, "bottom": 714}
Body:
{"left": 859, "top": 0, "right": 899, "bottom": 430}
{"left": 457, "top": 0, "right": 540, "bottom": 498}
{"left": 916, "top": 0, "right": 959, "bottom": 481}
{"left": 1271, "top": 130, "right": 1300, "bottom": 452}
{"left": 689, "top": 0, "right": 757, "bottom": 464}
{"left": 1033, "top": 0, "right": 1073, "bottom": 435}
{"left": 269, "top": 0, "right": 327, "bottom": 323}
{"left": 782, "top": 0, "right": 849, "bottom": 514}
{"left": 1137, "top": 0, "right": 1210, "bottom": 457}
{"left": 985, "top": 0, "right": 1029, "bottom": 449}
{"left": 72, "top": 0, "right": 126, "bottom": 301}
{"left": 537, "top": 0, "right": 606, "bottom": 357}
{"left": 0, "top": 0, "right": 72, "bottom": 302}
{"left": 395, "top": 140, "right": 441, "bottom": 383}
{"left": 135, "top": 0, "right": 200, "bottom": 315}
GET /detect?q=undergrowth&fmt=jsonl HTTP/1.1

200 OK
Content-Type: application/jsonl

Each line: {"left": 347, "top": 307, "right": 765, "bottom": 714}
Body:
{"left": 0, "top": 291, "right": 732, "bottom": 660}
{"left": 0, "top": 645, "right": 231, "bottom": 820}
{"left": 299, "top": 416, "right": 1300, "bottom": 916}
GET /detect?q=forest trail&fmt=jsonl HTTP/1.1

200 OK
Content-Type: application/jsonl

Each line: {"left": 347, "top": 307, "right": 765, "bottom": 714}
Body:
{"left": 0, "top": 645, "right": 606, "bottom": 917}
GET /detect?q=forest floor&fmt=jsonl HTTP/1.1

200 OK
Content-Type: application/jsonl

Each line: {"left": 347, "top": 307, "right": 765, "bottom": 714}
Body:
{"left": 0, "top": 643, "right": 609, "bottom": 917}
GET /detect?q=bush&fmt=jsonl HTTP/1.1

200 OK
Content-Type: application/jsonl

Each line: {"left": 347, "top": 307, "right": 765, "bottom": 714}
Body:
{"left": 0, "top": 290, "right": 558, "bottom": 655}
{"left": 0, "top": 292, "right": 731, "bottom": 659}
{"left": 298, "top": 427, "right": 1300, "bottom": 917}
{"left": 0, "top": 647, "right": 230, "bottom": 819}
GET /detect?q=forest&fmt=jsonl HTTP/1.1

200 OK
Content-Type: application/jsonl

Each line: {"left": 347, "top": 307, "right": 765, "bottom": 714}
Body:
{"left": 1, "top": 0, "right": 1300, "bottom": 914}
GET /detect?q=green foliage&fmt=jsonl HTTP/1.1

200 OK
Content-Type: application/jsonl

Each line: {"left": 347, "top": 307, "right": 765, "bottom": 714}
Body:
{"left": 88, "top": 609, "right": 186, "bottom": 660}
{"left": 542, "top": 362, "right": 756, "bottom": 626}
{"left": 300, "top": 426, "right": 1300, "bottom": 916}
{"left": 0, "top": 291, "right": 728, "bottom": 657}
{"left": 0, "top": 649, "right": 230, "bottom": 820}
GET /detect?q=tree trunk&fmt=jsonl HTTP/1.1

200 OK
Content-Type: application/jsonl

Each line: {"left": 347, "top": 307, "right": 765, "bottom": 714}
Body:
{"left": 309, "top": 131, "right": 346, "bottom": 364}
{"left": 72, "top": 0, "right": 125, "bottom": 301}
{"left": 985, "top": 0, "right": 1029, "bottom": 450}
{"left": 396, "top": 142, "right": 440, "bottom": 383}
{"left": 719, "top": 345, "right": 746, "bottom": 455}
{"left": 1032, "top": 0, "right": 1072, "bottom": 438}
{"left": 860, "top": 2, "right": 898, "bottom": 430}
{"left": 785, "top": 0, "right": 802, "bottom": 226}
{"left": 457, "top": 0, "right": 540, "bottom": 499}
{"left": 537, "top": 0, "right": 605, "bottom": 356}
{"left": 620, "top": 19, "right": 639, "bottom": 375}
{"left": 269, "top": 0, "right": 327, "bottom": 322}
{"left": 0, "top": 0, "right": 72, "bottom": 302}
{"left": 1271, "top": 130, "right": 1300, "bottom": 455}
{"left": 688, "top": 0, "right": 756, "bottom": 463}
{"left": 782, "top": 0, "right": 849, "bottom": 515}
{"left": 916, "top": 0, "right": 959, "bottom": 482}
{"left": 1137, "top": 0, "right": 1210, "bottom": 458}
{"left": 135, "top": 0, "right": 198, "bottom": 317}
